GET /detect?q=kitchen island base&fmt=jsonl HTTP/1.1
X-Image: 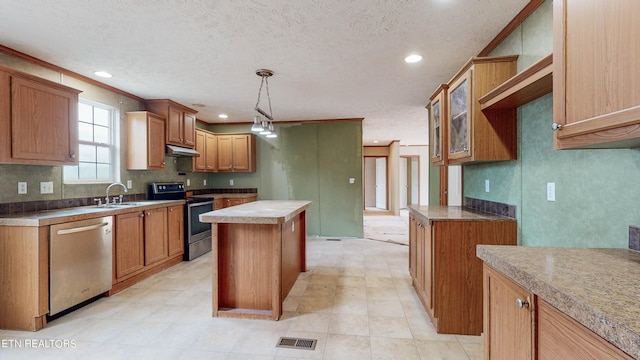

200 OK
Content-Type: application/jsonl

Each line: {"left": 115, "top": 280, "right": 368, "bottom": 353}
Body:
{"left": 203, "top": 200, "right": 311, "bottom": 321}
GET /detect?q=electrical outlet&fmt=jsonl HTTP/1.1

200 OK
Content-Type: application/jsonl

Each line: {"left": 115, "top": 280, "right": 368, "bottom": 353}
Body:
{"left": 187, "top": 179, "right": 191, "bottom": 186}
{"left": 18, "top": 182, "right": 27, "bottom": 194}
{"left": 203, "top": 179, "right": 207, "bottom": 186}
{"left": 485, "top": 179, "right": 490, "bottom": 193}
{"left": 126, "top": 180, "right": 132, "bottom": 189}
{"left": 546, "top": 182, "right": 556, "bottom": 201}
{"left": 230, "top": 179, "right": 234, "bottom": 186}
{"left": 349, "top": 178, "right": 355, "bottom": 184}
{"left": 40, "top": 181, "right": 53, "bottom": 194}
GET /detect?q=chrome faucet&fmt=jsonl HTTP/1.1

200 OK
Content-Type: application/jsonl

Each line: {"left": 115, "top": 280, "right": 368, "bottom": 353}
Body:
{"left": 106, "top": 182, "right": 128, "bottom": 205}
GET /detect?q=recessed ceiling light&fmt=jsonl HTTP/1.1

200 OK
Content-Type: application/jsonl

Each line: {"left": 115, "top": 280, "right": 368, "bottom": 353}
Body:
{"left": 404, "top": 54, "right": 423, "bottom": 63}
{"left": 218, "top": 114, "right": 228, "bottom": 119}
{"left": 94, "top": 71, "right": 112, "bottom": 78}
{"left": 373, "top": 140, "right": 379, "bottom": 143}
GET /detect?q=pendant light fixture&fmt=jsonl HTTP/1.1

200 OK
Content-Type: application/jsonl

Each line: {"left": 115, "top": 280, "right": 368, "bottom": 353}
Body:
{"left": 253, "top": 69, "right": 277, "bottom": 138}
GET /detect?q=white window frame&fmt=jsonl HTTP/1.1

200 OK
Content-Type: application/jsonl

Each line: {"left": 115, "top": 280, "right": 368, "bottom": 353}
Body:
{"left": 63, "top": 99, "right": 120, "bottom": 184}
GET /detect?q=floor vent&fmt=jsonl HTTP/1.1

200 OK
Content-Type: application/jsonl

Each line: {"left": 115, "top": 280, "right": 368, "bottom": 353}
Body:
{"left": 276, "top": 337, "right": 317, "bottom": 350}
{"left": 326, "top": 238, "right": 342, "bottom": 241}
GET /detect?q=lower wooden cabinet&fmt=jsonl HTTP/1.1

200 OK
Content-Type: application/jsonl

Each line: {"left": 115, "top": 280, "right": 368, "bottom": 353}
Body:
{"left": 483, "top": 265, "right": 535, "bottom": 360}
{"left": 167, "top": 205, "right": 184, "bottom": 257}
{"left": 114, "top": 211, "right": 145, "bottom": 280}
{"left": 143, "top": 207, "right": 168, "bottom": 266}
{"left": 483, "top": 265, "right": 634, "bottom": 360}
{"left": 408, "top": 208, "right": 517, "bottom": 335}
{"left": 214, "top": 195, "right": 257, "bottom": 210}
{"left": 112, "top": 204, "right": 184, "bottom": 293}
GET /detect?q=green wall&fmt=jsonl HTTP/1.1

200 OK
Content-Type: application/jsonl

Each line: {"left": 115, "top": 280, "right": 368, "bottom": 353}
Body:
{"left": 463, "top": 0, "right": 640, "bottom": 248}
{"left": 204, "top": 121, "right": 364, "bottom": 238}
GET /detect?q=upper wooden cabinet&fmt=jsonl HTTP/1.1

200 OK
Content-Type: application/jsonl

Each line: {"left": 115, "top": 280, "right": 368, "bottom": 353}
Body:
{"left": 146, "top": 99, "right": 197, "bottom": 149}
{"left": 446, "top": 56, "right": 518, "bottom": 165}
{"left": 553, "top": 1, "right": 640, "bottom": 149}
{"left": 0, "top": 66, "right": 81, "bottom": 166}
{"left": 126, "top": 111, "right": 166, "bottom": 170}
{"left": 217, "top": 133, "right": 256, "bottom": 172}
{"left": 192, "top": 128, "right": 217, "bottom": 172}
{"left": 429, "top": 84, "right": 448, "bottom": 165}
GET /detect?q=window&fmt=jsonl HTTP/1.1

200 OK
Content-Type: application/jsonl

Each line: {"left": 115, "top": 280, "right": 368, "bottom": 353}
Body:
{"left": 63, "top": 99, "right": 119, "bottom": 184}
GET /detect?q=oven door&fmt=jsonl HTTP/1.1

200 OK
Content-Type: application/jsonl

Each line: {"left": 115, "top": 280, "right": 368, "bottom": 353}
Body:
{"left": 185, "top": 200, "right": 213, "bottom": 260}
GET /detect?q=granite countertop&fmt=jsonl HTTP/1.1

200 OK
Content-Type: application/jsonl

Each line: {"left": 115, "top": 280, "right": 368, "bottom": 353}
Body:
{"left": 0, "top": 200, "right": 185, "bottom": 227}
{"left": 408, "top": 205, "right": 515, "bottom": 222}
{"left": 477, "top": 245, "right": 640, "bottom": 359}
{"left": 191, "top": 193, "right": 257, "bottom": 199}
{"left": 200, "top": 200, "right": 312, "bottom": 225}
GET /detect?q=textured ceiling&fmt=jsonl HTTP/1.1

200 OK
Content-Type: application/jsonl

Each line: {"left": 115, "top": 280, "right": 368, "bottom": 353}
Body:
{"left": 0, "top": 0, "right": 529, "bottom": 146}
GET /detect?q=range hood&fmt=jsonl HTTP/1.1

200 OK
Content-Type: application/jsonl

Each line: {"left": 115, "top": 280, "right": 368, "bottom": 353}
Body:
{"left": 166, "top": 144, "right": 200, "bottom": 157}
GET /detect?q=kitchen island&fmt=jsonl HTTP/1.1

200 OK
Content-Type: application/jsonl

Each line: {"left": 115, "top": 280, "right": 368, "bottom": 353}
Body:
{"left": 478, "top": 246, "right": 640, "bottom": 359}
{"left": 200, "top": 200, "right": 312, "bottom": 320}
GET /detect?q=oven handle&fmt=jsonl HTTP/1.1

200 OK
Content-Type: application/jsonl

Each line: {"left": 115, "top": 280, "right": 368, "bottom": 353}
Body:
{"left": 188, "top": 200, "right": 214, "bottom": 208}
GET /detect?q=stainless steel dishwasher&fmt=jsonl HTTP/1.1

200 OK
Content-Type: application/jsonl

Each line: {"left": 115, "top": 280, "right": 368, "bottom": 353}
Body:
{"left": 49, "top": 216, "right": 113, "bottom": 315}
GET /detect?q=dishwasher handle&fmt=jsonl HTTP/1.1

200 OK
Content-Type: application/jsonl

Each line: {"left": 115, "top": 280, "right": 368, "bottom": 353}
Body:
{"left": 55, "top": 222, "right": 109, "bottom": 235}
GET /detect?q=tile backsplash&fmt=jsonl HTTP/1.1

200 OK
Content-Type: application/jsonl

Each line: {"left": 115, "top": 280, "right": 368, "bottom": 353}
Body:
{"left": 629, "top": 226, "right": 640, "bottom": 251}
{"left": 463, "top": 197, "right": 516, "bottom": 219}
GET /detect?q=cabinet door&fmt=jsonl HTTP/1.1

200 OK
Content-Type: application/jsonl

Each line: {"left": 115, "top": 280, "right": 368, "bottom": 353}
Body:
{"left": 214, "top": 198, "right": 225, "bottom": 210}
{"left": 448, "top": 70, "right": 472, "bottom": 161}
{"left": 144, "top": 207, "right": 168, "bottom": 266}
{"left": 115, "top": 212, "right": 145, "bottom": 280}
{"left": 147, "top": 114, "right": 166, "bottom": 169}
{"left": 416, "top": 220, "right": 425, "bottom": 293}
{"left": 553, "top": 0, "right": 640, "bottom": 149}
{"left": 193, "top": 130, "right": 207, "bottom": 171}
{"left": 10, "top": 75, "right": 79, "bottom": 164}
{"left": 167, "top": 205, "right": 184, "bottom": 257}
{"left": 409, "top": 215, "right": 417, "bottom": 278}
{"left": 483, "top": 265, "right": 534, "bottom": 360}
{"left": 216, "top": 135, "right": 233, "bottom": 171}
{"left": 538, "top": 299, "right": 634, "bottom": 360}
{"left": 167, "top": 106, "right": 183, "bottom": 146}
{"left": 430, "top": 85, "right": 448, "bottom": 165}
{"left": 205, "top": 132, "right": 217, "bottom": 171}
{"left": 183, "top": 112, "right": 196, "bottom": 147}
{"left": 232, "top": 135, "right": 250, "bottom": 171}
{"left": 423, "top": 221, "right": 433, "bottom": 311}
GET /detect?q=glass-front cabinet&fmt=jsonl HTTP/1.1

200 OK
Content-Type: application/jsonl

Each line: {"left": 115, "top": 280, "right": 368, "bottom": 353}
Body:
{"left": 429, "top": 84, "right": 448, "bottom": 165}
{"left": 445, "top": 56, "right": 518, "bottom": 165}
{"left": 448, "top": 72, "right": 471, "bottom": 160}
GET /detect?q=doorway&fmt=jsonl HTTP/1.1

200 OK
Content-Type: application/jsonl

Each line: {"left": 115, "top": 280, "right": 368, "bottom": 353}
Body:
{"left": 364, "top": 157, "right": 388, "bottom": 211}
{"left": 400, "top": 156, "right": 419, "bottom": 209}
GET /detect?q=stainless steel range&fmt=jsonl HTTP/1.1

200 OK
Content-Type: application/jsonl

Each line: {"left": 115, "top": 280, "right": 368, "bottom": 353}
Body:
{"left": 148, "top": 182, "right": 213, "bottom": 260}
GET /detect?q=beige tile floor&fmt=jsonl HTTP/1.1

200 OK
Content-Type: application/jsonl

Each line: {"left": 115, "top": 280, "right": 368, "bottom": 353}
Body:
{"left": 0, "top": 218, "right": 482, "bottom": 359}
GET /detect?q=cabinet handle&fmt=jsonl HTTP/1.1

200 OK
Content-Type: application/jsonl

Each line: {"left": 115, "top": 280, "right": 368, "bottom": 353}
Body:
{"left": 140, "top": 213, "right": 144, "bottom": 218}
{"left": 516, "top": 298, "right": 529, "bottom": 309}
{"left": 68, "top": 152, "right": 76, "bottom": 160}
{"left": 170, "top": 208, "right": 173, "bottom": 212}
{"left": 552, "top": 123, "right": 563, "bottom": 131}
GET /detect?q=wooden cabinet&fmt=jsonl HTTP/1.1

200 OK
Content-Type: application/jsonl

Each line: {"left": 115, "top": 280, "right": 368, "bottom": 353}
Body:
{"left": 192, "top": 129, "right": 217, "bottom": 172}
{"left": 146, "top": 99, "right": 197, "bottom": 148}
{"left": 143, "top": 207, "right": 168, "bottom": 266}
{"left": 484, "top": 265, "right": 634, "bottom": 360}
{"left": 115, "top": 211, "right": 145, "bottom": 281}
{"left": 126, "top": 111, "right": 166, "bottom": 170}
{"left": 217, "top": 133, "right": 256, "bottom": 172}
{"left": 553, "top": 0, "right": 640, "bottom": 149}
{"left": 429, "top": 84, "right": 448, "bottom": 165}
{"left": 446, "top": 56, "right": 517, "bottom": 165}
{"left": 483, "top": 265, "right": 535, "bottom": 360}
{"left": 167, "top": 205, "right": 184, "bottom": 257}
{"left": 112, "top": 204, "right": 184, "bottom": 293}
{"left": 538, "top": 300, "right": 634, "bottom": 360}
{"left": 408, "top": 208, "right": 517, "bottom": 335}
{"left": 0, "top": 65, "right": 81, "bottom": 165}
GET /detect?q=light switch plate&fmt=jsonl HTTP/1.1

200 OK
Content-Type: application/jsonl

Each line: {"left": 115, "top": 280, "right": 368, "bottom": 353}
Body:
{"left": 126, "top": 180, "right": 132, "bottom": 189}
{"left": 485, "top": 179, "right": 490, "bottom": 192}
{"left": 546, "top": 182, "right": 556, "bottom": 201}
{"left": 203, "top": 179, "right": 207, "bottom": 186}
{"left": 230, "top": 179, "right": 234, "bottom": 186}
{"left": 18, "top": 182, "right": 27, "bottom": 194}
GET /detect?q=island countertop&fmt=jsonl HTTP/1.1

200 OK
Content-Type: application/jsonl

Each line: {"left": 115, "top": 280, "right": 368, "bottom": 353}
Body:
{"left": 477, "top": 245, "right": 640, "bottom": 359}
{"left": 199, "top": 200, "right": 312, "bottom": 225}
